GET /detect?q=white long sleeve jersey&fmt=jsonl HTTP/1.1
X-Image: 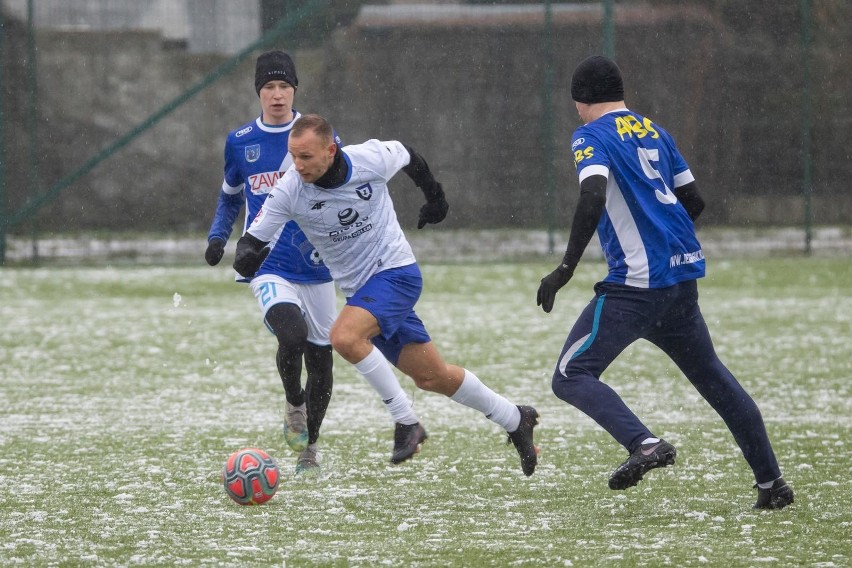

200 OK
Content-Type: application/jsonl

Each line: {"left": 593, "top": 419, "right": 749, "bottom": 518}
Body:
{"left": 248, "top": 139, "right": 416, "bottom": 296}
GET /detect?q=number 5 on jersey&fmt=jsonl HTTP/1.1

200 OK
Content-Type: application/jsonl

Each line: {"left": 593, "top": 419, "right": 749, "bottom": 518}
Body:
{"left": 637, "top": 147, "right": 677, "bottom": 205}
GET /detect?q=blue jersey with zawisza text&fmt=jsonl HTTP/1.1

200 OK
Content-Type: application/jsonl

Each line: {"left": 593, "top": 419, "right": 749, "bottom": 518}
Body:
{"left": 571, "top": 109, "right": 705, "bottom": 289}
{"left": 207, "top": 111, "right": 333, "bottom": 284}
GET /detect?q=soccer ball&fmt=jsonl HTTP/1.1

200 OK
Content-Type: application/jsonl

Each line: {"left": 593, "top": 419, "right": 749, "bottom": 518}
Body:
{"left": 222, "top": 448, "right": 280, "bottom": 505}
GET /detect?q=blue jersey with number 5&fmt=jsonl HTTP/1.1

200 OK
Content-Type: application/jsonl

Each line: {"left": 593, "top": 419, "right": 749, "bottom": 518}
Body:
{"left": 571, "top": 109, "right": 704, "bottom": 288}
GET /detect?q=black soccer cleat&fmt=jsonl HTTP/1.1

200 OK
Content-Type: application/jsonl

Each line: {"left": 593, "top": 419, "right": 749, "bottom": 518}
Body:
{"left": 390, "top": 422, "right": 428, "bottom": 464}
{"left": 608, "top": 439, "right": 677, "bottom": 490}
{"left": 753, "top": 478, "right": 794, "bottom": 510}
{"left": 506, "top": 405, "right": 540, "bottom": 476}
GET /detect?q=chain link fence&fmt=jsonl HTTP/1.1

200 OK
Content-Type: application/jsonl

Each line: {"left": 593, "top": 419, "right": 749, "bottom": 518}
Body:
{"left": 1, "top": 0, "right": 850, "bottom": 264}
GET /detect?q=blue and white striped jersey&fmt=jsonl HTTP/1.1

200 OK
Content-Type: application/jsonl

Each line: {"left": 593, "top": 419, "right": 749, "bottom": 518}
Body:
{"left": 571, "top": 109, "right": 704, "bottom": 288}
{"left": 207, "top": 111, "right": 333, "bottom": 284}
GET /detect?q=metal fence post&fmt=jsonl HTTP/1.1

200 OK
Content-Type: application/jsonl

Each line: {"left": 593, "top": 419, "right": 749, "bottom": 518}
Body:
{"left": 603, "top": 0, "right": 615, "bottom": 58}
{"left": 801, "top": 0, "right": 813, "bottom": 255}
{"left": 543, "top": 0, "right": 555, "bottom": 254}
{"left": 0, "top": 7, "right": 6, "bottom": 264}
{"left": 26, "top": 0, "right": 41, "bottom": 263}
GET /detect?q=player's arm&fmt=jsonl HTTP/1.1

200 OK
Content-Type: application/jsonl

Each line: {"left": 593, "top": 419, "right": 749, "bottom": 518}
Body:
{"left": 233, "top": 231, "right": 270, "bottom": 278}
{"left": 206, "top": 138, "right": 246, "bottom": 266}
{"left": 537, "top": 175, "right": 607, "bottom": 313}
{"left": 205, "top": 189, "right": 244, "bottom": 266}
{"left": 233, "top": 182, "right": 292, "bottom": 278}
{"left": 401, "top": 144, "right": 449, "bottom": 229}
{"left": 674, "top": 180, "right": 705, "bottom": 221}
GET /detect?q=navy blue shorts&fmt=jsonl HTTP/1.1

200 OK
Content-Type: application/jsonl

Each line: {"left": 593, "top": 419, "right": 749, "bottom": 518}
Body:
{"left": 557, "top": 279, "right": 703, "bottom": 378}
{"left": 346, "top": 264, "right": 431, "bottom": 365}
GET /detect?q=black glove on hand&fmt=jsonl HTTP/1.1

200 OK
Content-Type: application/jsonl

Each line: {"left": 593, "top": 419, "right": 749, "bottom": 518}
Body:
{"left": 204, "top": 238, "right": 226, "bottom": 266}
{"left": 417, "top": 194, "right": 449, "bottom": 229}
{"left": 233, "top": 233, "right": 270, "bottom": 278}
{"left": 536, "top": 266, "right": 574, "bottom": 313}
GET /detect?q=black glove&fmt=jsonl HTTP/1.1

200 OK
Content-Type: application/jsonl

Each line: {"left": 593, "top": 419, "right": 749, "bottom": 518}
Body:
{"left": 204, "top": 238, "right": 226, "bottom": 266}
{"left": 233, "top": 233, "right": 270, "bottom": 278}
{"left": 536, "top": 266, "right": 574, "bottom": 313}
{"left": 417, "top": 195, "right": 449, "bottom": 229}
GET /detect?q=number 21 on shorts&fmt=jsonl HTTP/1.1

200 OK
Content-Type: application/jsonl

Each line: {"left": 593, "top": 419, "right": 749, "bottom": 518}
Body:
{"left": 258, "top": 281, "right": 278, "bottom": 307}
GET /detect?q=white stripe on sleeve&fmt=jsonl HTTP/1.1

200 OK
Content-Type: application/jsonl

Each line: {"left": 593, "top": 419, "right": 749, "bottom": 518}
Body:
{"left": 578, "top": 164, "right": 609, "bottom": 184}
{"left": 673, "top": 169, "right": 695, "bottom": 188}
{"left": 222, "top": 180, "right": 242, "bottom": 195}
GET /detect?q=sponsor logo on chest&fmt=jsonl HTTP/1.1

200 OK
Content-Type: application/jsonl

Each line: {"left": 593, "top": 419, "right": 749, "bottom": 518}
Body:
{"left": 248, "top": 170, "right": 285, "bottom": 194}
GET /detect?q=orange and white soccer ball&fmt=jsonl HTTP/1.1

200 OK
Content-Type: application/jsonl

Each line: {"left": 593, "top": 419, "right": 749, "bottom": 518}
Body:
{"left": 222, "top": 448, "right": 280, "bottom": 505}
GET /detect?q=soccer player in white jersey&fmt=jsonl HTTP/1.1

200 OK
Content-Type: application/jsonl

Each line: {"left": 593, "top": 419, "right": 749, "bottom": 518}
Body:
{"left": 537, "top": 55, "right": 793, "bottom": 508}
{"left": 204, "top": 52, "right": 337, "bottom": 474}
{"left": 233, "top": 114, "right": 540, "bottom": 476}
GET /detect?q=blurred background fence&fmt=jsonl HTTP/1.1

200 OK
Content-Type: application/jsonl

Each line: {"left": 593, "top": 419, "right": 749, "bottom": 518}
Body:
{"left": 1, "top": 0, "right": 850, "bottom": 265}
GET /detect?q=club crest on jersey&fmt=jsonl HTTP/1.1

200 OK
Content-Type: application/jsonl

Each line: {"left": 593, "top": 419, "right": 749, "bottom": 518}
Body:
{"left": 245, "top": 144, "right": 261, "bottom": 163}
{"left": 355, "top": 183, "right": 373, "bottom": 201}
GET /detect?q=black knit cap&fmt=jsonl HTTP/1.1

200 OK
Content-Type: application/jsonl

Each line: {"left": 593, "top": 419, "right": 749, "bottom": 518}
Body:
{"left": 571, "top": 55, "right": 624, "bottom": 104}
{"left": 254, "top": 51, "right": 298, "bottom": 95}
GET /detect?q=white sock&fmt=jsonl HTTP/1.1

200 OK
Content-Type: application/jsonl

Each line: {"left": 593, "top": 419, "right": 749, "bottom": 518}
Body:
{"left": 354, "top": 347, "right": 419, "bottom": 425}
{"left": 757, "top": 478, "right": 779, "bottom": 490}
{"left": 450, "top": 369, "right": 520, "bottom": 432}
{"left": 640, "top": 437, "right": 660, "bottom": 445}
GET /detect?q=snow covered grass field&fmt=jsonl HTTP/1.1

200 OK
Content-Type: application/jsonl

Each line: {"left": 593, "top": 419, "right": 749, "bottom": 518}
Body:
{"left": 1, "top": 258, "right": 849, "bottom": 567}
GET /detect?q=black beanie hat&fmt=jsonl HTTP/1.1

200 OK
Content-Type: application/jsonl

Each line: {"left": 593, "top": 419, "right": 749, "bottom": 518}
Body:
{"left": 571, "top": 55, "right": 624, "bottom": 104}
{"left": 255, "top": 51, "right": 298, "bottom": 95}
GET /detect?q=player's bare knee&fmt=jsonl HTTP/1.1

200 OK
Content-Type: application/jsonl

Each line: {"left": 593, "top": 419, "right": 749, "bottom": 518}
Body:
{"left": 410, "top": 374, "right": 436, "bottom": 392}
{"left": 329, "top": 329, "right": 359, "bottom": 359}
{"left": 408, "top": 372, "right": 451, "bottom": 395}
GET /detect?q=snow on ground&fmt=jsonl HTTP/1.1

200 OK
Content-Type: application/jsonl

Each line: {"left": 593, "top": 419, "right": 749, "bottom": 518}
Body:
{"left": 1, "top": 253, "right": 849, "bottom": 566}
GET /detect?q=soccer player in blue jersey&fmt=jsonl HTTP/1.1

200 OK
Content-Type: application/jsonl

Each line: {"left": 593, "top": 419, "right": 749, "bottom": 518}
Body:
{"left": 537, "top": 55, "right": 793, "bottom": 508}
{"left": 204, "top": 51, "right": 337, "bottom": 474}
{"left": 232, "top": 114, "right": 541, "bottom": 476}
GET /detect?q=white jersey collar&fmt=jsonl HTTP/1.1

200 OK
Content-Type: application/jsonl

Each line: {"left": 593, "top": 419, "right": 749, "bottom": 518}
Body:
{"left": 255, "top": 110, "right": 301, "bottom": 133}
